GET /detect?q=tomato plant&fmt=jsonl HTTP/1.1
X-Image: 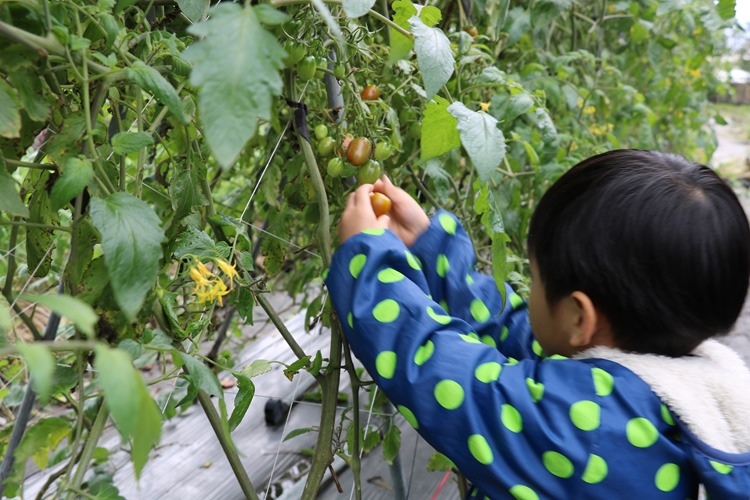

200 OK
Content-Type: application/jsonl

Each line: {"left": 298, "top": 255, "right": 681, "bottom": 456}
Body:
{"left": 361, "top": 84, "right": 381, "bottom": 101}
{"left": 347, "top": 137, "right": 373, "bottom": 166}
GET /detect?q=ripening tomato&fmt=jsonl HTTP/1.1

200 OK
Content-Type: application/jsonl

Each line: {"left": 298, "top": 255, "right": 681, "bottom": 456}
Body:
{"left": 283, "top": 42, "right": 307, "bottom": 67}
{"left": 317, "top": 136, "right": 336, "bottom": 156}
{"left": 297, "top": 56, "right": 317, "bottom": 81}
{"left": 346, "top": 137, "right": 372, "bottom": 166}
{"left": 373, "top": 141, "right": 393, "bottom": 161}
{"left": 361, "top": 85, "right": 381, "bottom": 101}
{"left": 327, "top": 157, "right": 344, "bottom": 177}
{"left": 465, "top": 26, "right": 479, "bottom": 37}
{"left": 370, "top": 192, "right": 391, "bottom": 217}
{"left": 314, "top": 124, "right": 329, "bottom": 140}
{"left": 357, "top": 159, "right": 381, "bottom": 184}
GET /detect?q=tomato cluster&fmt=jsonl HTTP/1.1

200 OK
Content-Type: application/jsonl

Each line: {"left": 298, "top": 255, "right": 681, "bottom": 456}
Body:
{"left": 314, "top": 124, "right": 395, "bottom": 186}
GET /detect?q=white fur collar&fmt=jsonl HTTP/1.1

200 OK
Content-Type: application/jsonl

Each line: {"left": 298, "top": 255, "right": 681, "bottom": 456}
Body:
{"left": 575, "top": 340, "right": 750, "bottom": 453}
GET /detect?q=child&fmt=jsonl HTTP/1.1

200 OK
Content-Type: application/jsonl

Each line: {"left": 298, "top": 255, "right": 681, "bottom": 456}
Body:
{"left": 324, "top": 149, "right": 750, "bottom": 499}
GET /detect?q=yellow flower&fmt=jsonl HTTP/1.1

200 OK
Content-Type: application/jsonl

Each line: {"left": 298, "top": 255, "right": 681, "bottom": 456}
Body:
{"left": 479, "top": 102, "right": 490, "bottom": 112}
{"left": 583, "top": 106, "right": 596, "bottom": 115}
{"left": 190, "top": 266, "right": 211, "bottom": 286}
{"left": 215, "top": 258, "right": 239, "bottom": 283}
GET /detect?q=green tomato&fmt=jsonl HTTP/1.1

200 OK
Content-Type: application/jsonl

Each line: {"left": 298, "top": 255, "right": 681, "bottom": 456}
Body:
{"left": 327, "top": 157, "right": 344, "bottom": 177}
{"left": 373, "top": 141, "right": 393, "bottom": 161}
{"left": 283, "top": 42, "right": 306, "bottom": 67}
{"left": 357, "top": 159, "right": 381, "bottom": 185}
{"left": 297, "top": 56, "right": 317, "bottom": 81}
{"left": 317, "top": 136, "right": 336, "bottom": 156}
{"left": 315, "top": 56, "right": 328, "bottom": 78}
{"left": 333, "top": 64, "right": 346, "bottom": 79}
{"left": 314, "top": 124, "right": 329, "bottom": 140}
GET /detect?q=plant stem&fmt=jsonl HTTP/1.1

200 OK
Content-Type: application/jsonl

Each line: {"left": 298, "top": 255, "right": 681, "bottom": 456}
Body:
{"left": 4, "top": 159, "right": 57, "bottom": 170}
{"left": 255, "top": 293, "right": 309, "bottom": 362}
{"left": 69, "top": 403, "right": 110, "bottom": 491}
{"left": 0, "top": 340, "right": 99, "bottom": 358}
{"left": 196, "top": 390, "right": 259, "bottom": 500}
{"left": 0, "top": 220, "right": 72, "bottom": 232}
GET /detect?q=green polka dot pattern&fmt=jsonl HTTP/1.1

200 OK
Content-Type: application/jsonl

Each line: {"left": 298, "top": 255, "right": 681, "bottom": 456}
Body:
{"left": 414, "top": 341, "right": 434, "bottom": 366}
{"left": 375, "top": 351, "right": 397, "bottom": 379}
{"left": 466, "top": 273, "right": 475, "bottom": 285}
{"left": 475, "top": 362, "right": 502, "bottom": 383}
{"left": 426, "top": 306, "right": 451, "bottom": 325}
{"left": 626, "top": 417, "right": 658, "bottom": 448}
{"left": 543, "top": 451, "right": 574, "bottom": 478}
{"left": 592, "top": 368, "right": 614, "bottom": 396}
{"left": 377, "top": 268, "right": 404, "bottom": 283}
{"left": 347, "top": 312, "right": 353, "bottom": 328}
{"left": 509, "top": 485, "right": 539, "bottom": 500}
{"left": 468, "top": 434, "right": 494, "bottom": 465}
{"left": 405, "top": 250, "right": 421, "bottom": 270}
{"left": 398, "top": 405, "right": 419, "bottom": 429}
{"left": 435, "top": 380, "right": 464, "bottom": 410}
{"left": 660, "top": 404, "right": 675, "bottom": 426}
{"left": 654, "top": 463, "right": 679, "bottom": 492}
{"left": 470, "top": 299, "right": 491, "bottom": 323}
{"left": 481, "top": 335, "right": 496, "bottom": 348}
{"left": 460, "top": 334, "right": 482, "bottom": 344}
{"left": 709, "top": 461, "right": 733, "bottom": 474}
{"left": 532, "top": 340, "right": 544, "bottom": 357}
{"left": 569, "top": 401, "right": 600, "bottom": 431}
{"left": 349, "top": 254, "right": 366, "bottom": 278}
{"left": 501, "top": 404, "right": 523, "bottom": 433}
{"left": 439, "top": 213, "right": 458, "bottom": 235}
{"left": 437, "top": 254, "right": 450, "bottom": 277}
{"left": 500, "top": 326, "right": 509, "bottom": 342}
{"left": 439, "top": 299, "right": 449, "bottom": 313}
{"left": 373, "top": 299, "right": 400, "bottom": 323}
{"left": 525, "top": 378, "right": 544, "bottom": 402}
{"left": 361, "top": 228, "right": 385, "bottom": 236}
{"left": 509, "top": 293, "right": 524, "bottom": 309}
{"left": 581, "top": 454, "right": 608, "bottom": 484}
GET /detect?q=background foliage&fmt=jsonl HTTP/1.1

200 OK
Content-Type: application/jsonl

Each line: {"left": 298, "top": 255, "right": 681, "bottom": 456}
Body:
{"left": 0, "top": 0, "right": 738, "bottom": 497}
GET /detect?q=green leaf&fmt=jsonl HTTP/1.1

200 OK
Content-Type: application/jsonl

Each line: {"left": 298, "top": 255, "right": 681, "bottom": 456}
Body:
{"left": 491, "top": 232, "right": 511, "bottom": 297}
{"left": 183, "top": 3, "right": 286, "bottom": 168}
{"left": 169, "top": 168, "right": 206, "bottom": 220}
{"left": 0, "top": 79, "right": 20, "bottom": 138}
{"left": 9, "top": 70, "right": 50, "bottom": 122}
{"left": 420, "top": 96, "right": 460, "bottom": 161}
{"left": 426, "top": 451, "right": 455, "bottom": 472}
{"left": 17, "top": 343, "right": 55, "bottom": 402}
{"left": 504, "top": 7, "right": 530, "bottom": 47}
{"left": 283, "top": 426, "right": 315, "bottom": 442}
{"left": 717, "top": 0, "right": 736, "bottom": 20}
{"left": 26, "top": 172, "right": 57, "bottom": 277}
{"left": 172, "top": 226, "right": 229, "bottom": 260}
{"left": 16, "top": 417, "right": 70, "bottom": 469}
{"left": 418, "top": 6, "right": 442, "bottom": 27}
{"left": 284, "top": 355, "right": 310, "bottom": 381}
{"left": 90, "top": 193, "right": 165, "bottom": 321}
{"left": 490, "top": 93, "right": 534, "bottom": 123}
{"left": 342, "top": 0, "right": 376, "bottom": 18}
{"left": 529, "top": 107, "right": 558, "bottom": 145}
{"left": 0, "top": 167, "right": 29, "bottom": 217}
{"left": 131, "top": 385, "right": 163, "bottom": 477}
{"left": 389, "top": 0, "right": 417, "bottom": 62}
{"left": 176, "top": 0, "right": 209, "bottom": 22}
{"left": 125, "top": 61, "right": 186, "bottom": 124}
{"left": 0, "top": 302, "right": 10, "bottom": 334}
{"left": 410, "top": 16, "right": 454, "bottom": 100}
{"left": 50, "top": 157, "right": 94, "bottom": 211}
{"left": 21, "top": 294, "right": 98, "bottom": 338}
{"left": 228, "top": 374, "right": 255, "bottom": 431}
{"left": 111, "top": 131, "right": 154, "bottom": 155}
{"left": 383, "top": 424, "right": 401, "bottom": 465}
{"left": 242, "top": 359, "right": 272, "bottom": 378}
{"left": 177, "top": 352, "right": 223, "bottom": 398}
{"left": 448, "top": 102, "right": 506, "bottom": 183}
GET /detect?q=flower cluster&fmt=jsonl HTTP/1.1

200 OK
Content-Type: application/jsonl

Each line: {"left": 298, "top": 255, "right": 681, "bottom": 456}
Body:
{"left": 189, "top": 258, "right": 238, "bottom": 306}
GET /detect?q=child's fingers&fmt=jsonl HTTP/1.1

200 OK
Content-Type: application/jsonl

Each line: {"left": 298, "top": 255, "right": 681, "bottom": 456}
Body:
{"left": 354, "top": 183, "right": 374, "bottom": 207}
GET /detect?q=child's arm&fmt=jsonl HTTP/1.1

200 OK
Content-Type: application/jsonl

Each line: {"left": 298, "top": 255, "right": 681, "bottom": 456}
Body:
{"left": 371, "top": 178, "right": 540, "bottom": 360}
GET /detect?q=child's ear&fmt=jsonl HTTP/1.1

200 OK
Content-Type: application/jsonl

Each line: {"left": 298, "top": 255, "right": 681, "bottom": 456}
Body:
{"left": 568, "top": 291, "right": 599, "bottom": 348}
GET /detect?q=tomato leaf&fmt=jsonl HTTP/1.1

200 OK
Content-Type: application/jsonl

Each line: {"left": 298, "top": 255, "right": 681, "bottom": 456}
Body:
{"left": 9, "top": 70, "right": 50, "bottom": 122}
{"left": 169, "top": 168, "right": 206, "bottom": 221}
{"left": 0, "top": 79, "right": 20, "bottom": 138}
{"left": 389, "top": 0, "right": 417, "bottom": 62}
{"left": 421, "top": 96, "right": 460, "bottom": 161}
{"left": 172, "top": 226, "right": 229, "bottom": 260}
{"left": 410, "top": 16, "right": 454, "bottom": 100}
{"left": 16, "top": 417, "right": 70, "bottom": 470}
{"left": 90, "top": 193, "right": 164, "bottom": 321}
{"left": 418, "top": 6, "right": 442, "bottom": 27}
{"left": 50, "top": 157, "right": 94, "bottom": 211}
{"left": 176, "top": 0, "right": 209, "bottom": 23}
{"left": 177, "top": 352, "right": 223, "bottom": 398}
{"left": 716, "top": 0, "right": 736, "bottom": 20}
{"left": 111, "top": 131, "right": 154, "bottom": 155}
{"left": 448, "top": 102, "right": 506, "bottom": 183}
{"left": 342, "top": 0, "right": 377, "bottom": 18}
{"left": 228, "top": 374, "right": 255, "bottom": 431}
{"left": 426, "top": 451, "right": 455, "bottom": 472}
{"left": 383, "top": 424, "right": 401, "bottom": 465}
{"left": 17, "top": 342, "right": 55, "bottom": 403}
{"left": 0, "top": 301, "right": 10, "bottom": 335}
{"left": 183, "top": 3, "right": 286, "bottom": 169}
{"left": 242, "top": 359, "right": 273, "bottom": 378}
{"left": 20, "top": 294, "right": 98, "bottom": 338}
{"left": 125, "top": 61, "right": 186, "bottom": 124}
{"left": 0, "top": 167, "right": 29, "bottom": 218}
{"left": 283, "top": 427, "right": 315, "bottom": 442}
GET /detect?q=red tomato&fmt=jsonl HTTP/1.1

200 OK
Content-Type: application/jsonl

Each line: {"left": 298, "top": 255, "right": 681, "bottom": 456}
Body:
{"left": 346, "top": 137, "right": 372, "bottom": 166}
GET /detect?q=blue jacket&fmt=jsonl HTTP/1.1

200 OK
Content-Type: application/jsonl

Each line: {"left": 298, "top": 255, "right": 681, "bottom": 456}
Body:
{"left": 325, "top": 210, "right": 750, "bottom": 499}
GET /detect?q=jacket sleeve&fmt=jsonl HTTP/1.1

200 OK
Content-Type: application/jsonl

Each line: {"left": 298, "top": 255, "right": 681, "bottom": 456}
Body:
{"left": 408, "top": 210, "right": 540, "bottom": 360}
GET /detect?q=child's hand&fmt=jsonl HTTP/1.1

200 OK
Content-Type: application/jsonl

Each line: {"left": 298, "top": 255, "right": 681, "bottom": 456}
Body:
{"left": 339, "top": 184, "right": 391, "bottom": 243}
{"left": 373, "top": 176, "right": 430, "bottom": 247}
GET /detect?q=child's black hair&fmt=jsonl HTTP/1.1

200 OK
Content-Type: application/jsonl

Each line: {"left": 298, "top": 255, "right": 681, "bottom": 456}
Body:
{"left": 527, "top": 149, "right": 750, "bottom": 356}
